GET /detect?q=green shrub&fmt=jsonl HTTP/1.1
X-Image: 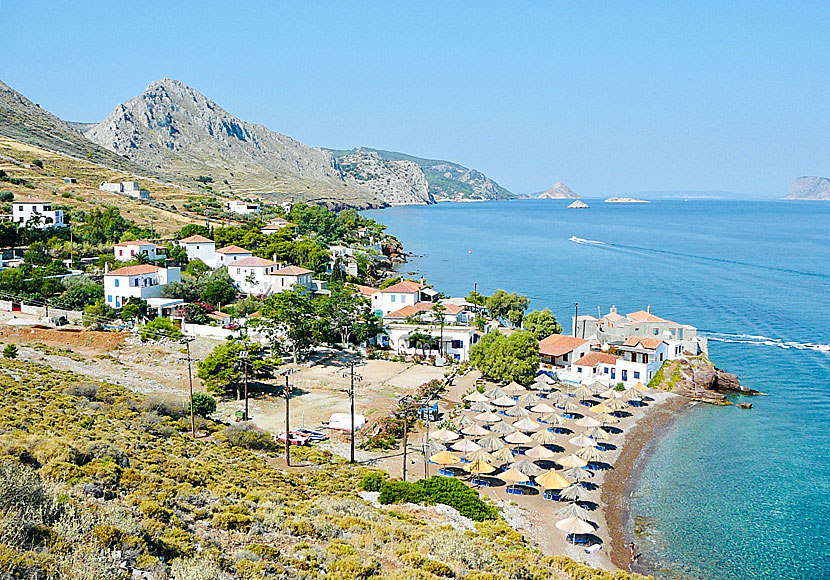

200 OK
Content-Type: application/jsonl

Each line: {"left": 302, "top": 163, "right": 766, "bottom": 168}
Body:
{"left": 359, "top": 471, "right": 388, "bottom": 492}
{"left": 140, "top": 317, "right": 182, "bottom": 342}
{"left": 224, "top": 423, "right": 276, "bottom": 450}
{"left": 2, "top": 343, "right": 18, "bottom": 359}
{"left": 32, "top": 159, "right": 43, "bottom": 169}
{"left": 213, "top": 505, "right": 253, "bottom": 530}
{"left": 190, "top": 392, "right": 216, "bottom": 417}
{"left": 378, "top": 477, "right": 497, "bottom": 522}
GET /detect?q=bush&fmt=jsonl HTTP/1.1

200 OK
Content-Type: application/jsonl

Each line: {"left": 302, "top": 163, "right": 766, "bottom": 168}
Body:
{"left": 224, "top": 423, "right": 276, "bottom": 450}
{"left": 359, "top": 471, "right": 388, "bottom": 492}
{"left": 3, "top": 343, "right": 18, "bottom": 359}
{"left": 139, "top": 395, "right": 188, "bottom": 419}
{"left": 140, "top": 317, "right": 182, "bottom": 342}
{"left": 32, "top": 159, "right": 43, "bottom": 169}
{"left": 190, "top": 393, "right": 216, "bottom": 417}
{"left": 378, "top": 477, "right": 497, "bottom": 522}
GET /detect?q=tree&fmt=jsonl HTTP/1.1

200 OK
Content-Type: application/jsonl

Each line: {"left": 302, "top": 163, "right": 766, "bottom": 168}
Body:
{"left": 201, "top": 267, "right": 238, "bottom": 307}
{"left": 408, "top": 332, "right": 435, "bottom": 357}
{"left": 161, "top": 277, "right": 204, "bottom": 302}
{"left": 3, "top": 343, "right": 18, "bottom": 359}
{"left": 254, "top": 289, "right": 317, "bottom": 362}
{"left": 51, "top": 277, "right": 104, "bottom": 310}
{"left": 24, "top": 242, "right": 51, "bottom": 266}
{"left": 315, "top": 283, "right": 374, "bottom": 346}
{"left": 83, "top": 299, "right": 115, "bottom": 328}
{"left": 120, "top": 298, "right": 147, "bottom": 323}
{"left": 522, "top": 308, "right": 562, "bottom": 339}
{"left": 32, "top": 159, "right": 43, "bottom": 169}
{"left": 190, "top": 393, "right": 217, "bottom": 417}
{"left": 177, "top": 224, "right": 211, "bottom": 240}
{"left": 140, "top": 317, "right": 182, "bottom": 342}
{"left": 179, "top": 302, "right": 211, "bottom": 324}
{"left": 186, "top": 259, "right": 211, "bottom": 278}
{"left": 470, "top": 330, "right": 539, "bottom": 384}
{"left": 379, "top": 276, "right": 401, "bottom": 290}
{"left": 431, "top": 303, "right": 447, "bottom": 356}
{"left": 486, "top": 290, "right": 530, "bottom": 328}
{"left": 197, "top": 339, "right": 279, "bottom": 399}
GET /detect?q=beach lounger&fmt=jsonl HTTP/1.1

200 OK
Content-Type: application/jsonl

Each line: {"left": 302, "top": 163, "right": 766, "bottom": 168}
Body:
{"left": 505, "top": 487, "right": 524, "bottom": 496}
{"left": 542, "top": 490, "right": 561, "bottom": 501}
{"left": 567, "top": 534, "right": 588, "bottom": 544}
{"left": 584, "top": 544, "right": 602, "bottom": 554}
{"left": 437, "top": 468, "right": 455, "bottom": 477}
{"left": 471, "top": 477, "right": 491, "bottom": 487}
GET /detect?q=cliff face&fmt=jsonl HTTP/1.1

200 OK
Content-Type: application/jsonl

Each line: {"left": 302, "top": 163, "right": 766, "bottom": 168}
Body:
{"left": 538, "top": 182, "right": 580, "bottom": 199}
{"left": 336, "top": 149, "right": 434, "bottom": 205}
{"left": 785, "top": 176, "right": 830, "bottom": 200}
{"left": 649, "top": 357, "right": 757, "bottom": 402}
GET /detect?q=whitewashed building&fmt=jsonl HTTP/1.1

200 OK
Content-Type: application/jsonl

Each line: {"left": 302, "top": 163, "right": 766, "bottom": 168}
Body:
{"left": 99, "top": 181, "right": 150, "bottom": 200}
{"left": 178, "top": 235, "right": 216, "bottom": 267}
{"left": 104, "top": 265, "right": 181, "bottom": 309}
{"left": 538, "top": 334, "right": 591, "bottom": 369}
{"left": 224, "top": 200, "right": 260, "bottom": 215}
{"left": 269, "top": 265, "right": 313, "bottom": 293}
{"left": 228, "top": 256, "right": 278, "bottom": 295}
{"left": 113, "top": 240, "right": 165, "bottom": 262}
{"left": 262, "top": 217, "right": 298, "bottom": 234}
{"left": 371, "top": 280, "right": 429, "bottom": 317}
{"left": 214, "top": 245, "right": 253, "bottom": 267}
{"left": 12, "top": 198, "right": 65, "bottom": 228}
{"left": 381, "top": 323, "right": 480, "bottom": 361}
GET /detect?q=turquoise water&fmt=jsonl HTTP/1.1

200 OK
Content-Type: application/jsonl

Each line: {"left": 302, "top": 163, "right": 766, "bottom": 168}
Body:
{"left": 364, "top": 199, "right": 830, "bottom": 580}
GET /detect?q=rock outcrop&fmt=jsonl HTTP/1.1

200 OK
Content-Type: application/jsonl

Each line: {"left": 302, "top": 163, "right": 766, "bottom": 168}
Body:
{"left": 650, "top": 357, "right": 758, "bottom": 403}
{"left": 538, "top": 182, "right": 580, "bottom": 199}
{"left": 785, "top": 176, "right": 830, "bottom": 200}
{"left": 337, "top": 149, "right": 433, "bottom": 205}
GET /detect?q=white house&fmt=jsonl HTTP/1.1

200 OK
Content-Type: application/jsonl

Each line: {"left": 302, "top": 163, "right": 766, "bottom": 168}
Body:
{"left": 383, "top": 302, "right": 468, "bottom": 325}
{"left": 225, "top": 200, "right": 260, "bottom": 215}
{"left": 613, "top": 336, "right": 673, "bottom": 385}
{"left": 371, "top": 280, "right": 428, "bottom": 316}
{"left": 262, "top": 217, "right": 298, "bottom": 235}
{"left": 565, "top": 351, "right": 621, "bottom": 384}
{"left": 178, "top": 235, "right": 216, "bottom": 267}
{"left": 269, "top": 265, "right": 313, "bottom": 293}
{"left": 12, "top": 198, "right": 65, "bottom": 228}
{"left": 228, "top": 256, "right": 279, "bottom": 295}
{"left": 214, "top": 245, "right": 253, "bottom": 267}
{"left": 99, "top": 181, "right": 150, "bottom": 200}
{"left": 113, "top": 240, "right": 165, "bottom": 262}
{"left": 381, "top": 323, "right": 480, "bottom": 361}
{"left": 538, "top": 334, "right": 591, "bottom": 369}
{"left": 104, "top": 265, "right": 181, "bottom": 309}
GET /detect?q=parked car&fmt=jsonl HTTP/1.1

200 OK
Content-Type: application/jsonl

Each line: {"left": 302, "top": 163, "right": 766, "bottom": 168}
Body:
{"left": 277, "top": 431, "right": 310, "bottom": 446}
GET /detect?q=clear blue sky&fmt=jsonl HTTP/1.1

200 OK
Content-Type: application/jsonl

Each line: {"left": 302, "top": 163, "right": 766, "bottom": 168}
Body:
{"left": 1, "top": 1, "right": 828, "bottom": 197}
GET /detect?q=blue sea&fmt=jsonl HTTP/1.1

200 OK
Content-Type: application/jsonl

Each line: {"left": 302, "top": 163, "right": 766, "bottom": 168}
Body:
{"left": 365, "top": 199, "right": 830, "bottom": 580}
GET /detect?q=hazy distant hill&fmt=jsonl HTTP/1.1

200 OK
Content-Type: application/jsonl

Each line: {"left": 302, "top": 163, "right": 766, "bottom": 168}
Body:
{"left": 785, "top": 176, "right": 830, "bottom": 200}
{"left": 0, "top": 79, "right": 141, "bottom": 173}
{"left": 83, "top": 79, "right": 383, "bottom": 209}
{"left": 537, "top": 182, "right": 580, "bottom": 199}
{"left": 330, "top": 147, "right": 514, "bottom": 202}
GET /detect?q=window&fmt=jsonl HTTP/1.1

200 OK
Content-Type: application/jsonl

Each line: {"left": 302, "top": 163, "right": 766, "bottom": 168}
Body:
{"left": 451, "top": 340, "right": 463, "bottom": 349}
{"left": 660, "top": 353, "right": 664, "bottom": 361}
{"left": 237, "top": 268, "right": 241, "bottom": 274}
{"left": 390, "top": 295, "right": 396, "bottom": 303}
{"left": 114, "top": 279, "right": 119, "bottom": 287}
{"left": 634, "top": 371, "right": 640, "bottom": 379}
{"left": 577, "top": 367, "right": 582, "bottom": 374}
{"left": 654, "top": 329, "right": 659, "bottom": 335}
{"left": 622, "top": 370, "right": 628, "bottom": 381}
{"left": 107, "top": 295, "right": 112, "bottom": 302}
{"left": 611, "top": 369, "right": 616, "bottom": 379}
{"left": 604, "top": 367, "right": 609, "bottom": 374}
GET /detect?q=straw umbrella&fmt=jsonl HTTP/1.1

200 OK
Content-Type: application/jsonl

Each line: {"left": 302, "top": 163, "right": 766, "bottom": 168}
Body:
{"left": 479, "top": 435, "right": 508, "bottom": 451}
{"left": 558, "top": 399, "right": 581, "bottom": 413}
{"left": 467, "top": 448, "right": 498, "bottom": 463}
{"left": 605, "top": 398, "right": 630, "bottom": 411}
{"left": 531, "top": 429, "right": 559, "bottom": 445}
{"left": 560, "top": 484, "right": 590, "bottom": 502}
{"left": 583, "top": 426, "right": 612, "bottom": 441}
{"left": 492, "top": 395, "right": 517, "bottom": 407}
{"left": 622, "top": 387, "right": 644, "bottom": 401}
{"left": 510, "top": 459, "right": 543, "bottom": 476}
{"left": 524, "top": 444, "right": 558, "bottom": 460}
{"left": 512, "top": 417, "right": 540, "bottom": 432}
{"left": 505, "top": 405, "right": 531, "bottom": 418}
{"left": 547, "top": 391, "right": 569, "bottom": 403}
{"left": 426, "top": 440, "right": 446, "bottom": 456}
{"left": 451, "top": 439, "right": 482, "bottom": 454}
{"left": 555, "top": 516, "right": 594, "bottom": 543}
{"left": 596, "top": 413, "right": 621, "bottom": 425}
{"left": 464, "top": 391, "right": 489, "bottom": 403}
{"left": 568, "top": 434, "right": 598, "bottom": 448}
{"left": 540, "top": 412, "right": 564, "bottom": 426}
{"left": 491, "top": 446, "right": 515, "bottom": 463}
{"left": 475, "top": 410, "right": 502, "bottom": 423}
{"left": 555, "top": 502, "right": 591, "bottom": 520}
{"left": 600, "top": 388, "right": 619, "bottom": 399}
{"left": 429, "top": 450, "right": 460, "bottom": 465}
{"left": 562, "top": 466, "right": 594, "bottom": 482}
{"left": 503, "top": 382, "right": 527, "bottom": 393}
{"left": 590, "top": 402, "right": 613, "bottom": 415}
{"left": 530, "top": 402, "right": 557, "bottom": 414}
{"left": 489, "top": 421, "right": 516, "bottom": 435}
{"left": 633, "top": 382, "right": 650, "bottom": 393}
{"left": 518, "top": 392, "right": 541, "bottom": 405}
{"left": 466, "top": 458, "right": 496, "bottom": 475}
{"left": 588, "top": 382, "right": 607, "bottom": 396}
{"left": 430, "top": 428, "right": 459, "bottom": 442}
{"left": 576, "top": 445, "right": 607, "bottom": 463}
{"left": 458, "top": 415, "right": 475, "bottom": 428}
{"left": 469, "top": 401, "right": 491, "bottom": 413}
{"left": 504, "top": 430, "right": 534, "bottom": 445}
{"left": 500, "top": 467, "right": 531, "bottom": 490}
{"left": 558, "top": 453, "right": 589, "bottom": 469}
{"left": 571, "top": 384, "right": 594, "bottom": 402}
{"left": 484, "top": 387, "right": 506, "bottom": 399}
{"left": 536, "top": 469, "right": 571, "bottom": 490}
{"left": 575, "top": 416, "right": 602, "bottom": 428}
{"left": 461, "top": 423, "right": 490, "bottom": 437}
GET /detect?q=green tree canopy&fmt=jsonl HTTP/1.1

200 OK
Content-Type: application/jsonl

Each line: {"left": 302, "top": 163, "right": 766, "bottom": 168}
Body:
{"left": 197, "top": 339, "right": 279, "bottom": 399}
{"left": 485, "top": 290, "right": 530, "bottom": 328}
{"left": 470, "top": 330, "right": 539, "bottom": 384}
{"left": 254, "top": 289, "right": 318, "bottom": 362}
{"left": 522, "top": 308, "right": 563, "bottom": 339}
{"left": 315, "top": 283, "right": 380, "bottom": 346}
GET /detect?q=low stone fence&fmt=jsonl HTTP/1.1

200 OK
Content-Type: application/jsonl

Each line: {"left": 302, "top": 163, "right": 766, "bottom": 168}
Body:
{"left": 0, "top": 300, "right": 82, "bottom": 323}
{"left": 182, "top": 323, "right": 240, "bottom": 340}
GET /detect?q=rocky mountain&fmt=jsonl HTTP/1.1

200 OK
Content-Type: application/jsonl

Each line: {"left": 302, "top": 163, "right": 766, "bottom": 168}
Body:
{"left": 537, "top": 182, "right": 580, "bottom": 199}
{"left": 330, "top": 147, "right": 513, "bottom": 202}
{"left": 785, "top": 176, "right": 830, "bottom": 200}
{"left": 84, "top": 79, "right": 383, "bottom": 208}
{"left": 336, "top": 149, "right": 433, "bottom": 205}
{"left": 0, "top": 79, "right": 140, "bottom": 173}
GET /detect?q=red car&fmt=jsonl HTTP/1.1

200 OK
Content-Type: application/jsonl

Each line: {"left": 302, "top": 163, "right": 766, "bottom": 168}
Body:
{"left": 277, "top": 431, "right": 310, "bottom": 446}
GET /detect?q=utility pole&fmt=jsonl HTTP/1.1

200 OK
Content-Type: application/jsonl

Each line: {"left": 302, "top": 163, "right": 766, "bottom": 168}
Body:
{"left": 240, "top": 350, "right": 249, "bottom": 421}
{"left": 341, "top": 357, "right": 363, "bottom": 465}
{"left": 473, "top": 282, "right": 477, "bottom": 313}
{"left": 399, "top": 396, "right": 413, "bottom": 481}
{"left": 185, "top": 339, "right": 195, "bottom": 439}
{"left": 424, "top": 400, "right": 431, "bottom": 478}
{"left": 284, "top": 371, "right": 291, "bottom": 467}
{"left": 573, "top": 302, "right": 579, "bottom": 338}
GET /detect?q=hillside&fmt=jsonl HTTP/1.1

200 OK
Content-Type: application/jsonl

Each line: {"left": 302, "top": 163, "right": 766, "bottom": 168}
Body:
{"left": 537, "top": 182, "right": 580, "bottom": 199}
{"left": 785, "top": 176, "right": 830, "bottom": 200}
{"left": 331, "top": 147, "right": 514, "bottom": 202}
{"left": 0, "top": 358, "right": 648, "bottom": 580}
{"left": 84, "top": 79, "right": 384, "bottom": 209}
{"left": 0, "top": 80, "right": 143, "bottom": 174}
{"left": 336, "top": 149, "right": 434, "bottom": 205}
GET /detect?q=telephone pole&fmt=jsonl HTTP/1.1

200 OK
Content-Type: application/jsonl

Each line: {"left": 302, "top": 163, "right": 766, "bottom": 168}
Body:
{"left": 341, "top": 357, "right": 363, "bottom": 465}
{"left": 240, "top": 351, "right": 249, "bottom": 421}
{"left": 185, "top": 339, "right": 195, "bottom": 439}
{"left": 283, "top": 371, "right": 292, "bottom": 466}
{"left": 399, "top": 396, "right": 414, "bottom": 481}
{"left": 573, "top": 302, "right": 579, "bottom": 338}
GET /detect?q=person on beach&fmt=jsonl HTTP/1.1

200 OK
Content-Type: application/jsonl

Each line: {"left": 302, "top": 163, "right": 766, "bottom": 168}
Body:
{"left": 629, "top": 542, "right": 637, "bottom": 570}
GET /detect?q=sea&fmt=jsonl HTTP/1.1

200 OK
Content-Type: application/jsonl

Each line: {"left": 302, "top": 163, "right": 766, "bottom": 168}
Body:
{"left": 364, "top": 199, "right": 830, "bottom": 580}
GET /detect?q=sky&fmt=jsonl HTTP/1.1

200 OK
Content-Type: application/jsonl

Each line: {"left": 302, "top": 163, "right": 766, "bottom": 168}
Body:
{"left": 1, "top": 1, "right": 828, "bottom": 197}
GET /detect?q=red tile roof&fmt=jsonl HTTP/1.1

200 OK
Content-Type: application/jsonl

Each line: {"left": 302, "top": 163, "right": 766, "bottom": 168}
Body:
{"left": 573, "top": 351, "right": 620, "bottom": 367}
{"left": 351, "top": 284, "right": 379, "bottom": 297}
{"left": 107, "top": 264, "right": 162, "bottom": 276}
{"left": 13, "top": 198, "right": 49, "bottom": 204}
{"left": 272, "top": 265, "right": 312, "bottom": 276}
{"left": 603, "top": 311, "right": 626, "bottom": 322}
{"left": 538, "top": 334, "right": 589, "bottom": 357}
{"left": 113, "top": 239, "right": 158, "bottom": 247}
{"left": 385, "top": 302, "right": 462, "bottom": 319}
{"left": 179, "top": 235, "right": 214, "bottom": 243}
{"left": 626, "top": 310, "right": 668, "bottom": 323}
{"left": 216, "top": 245, "right": 251, "bottom": 254}
{"left": 232, "top": 256, "right": 276, "bottom": 267}
{"left": 380, "top": 280, "right": 424, "bottom": 294}
{"left": 623, "top": 336, "right": 665, "bottom": 350}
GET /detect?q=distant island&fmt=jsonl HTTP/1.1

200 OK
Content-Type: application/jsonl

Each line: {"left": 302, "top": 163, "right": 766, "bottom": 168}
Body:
{"left": 537, "top": 182, "right": 580, "bottom": 199}
{"left": 567, "top": 200, "right": 589, "bottom": 209}
{"left": 785, "top": 176, "right": 830, "bottom": 200}
{"left": 604, "top": 197, "right": 650, "bottom": 203}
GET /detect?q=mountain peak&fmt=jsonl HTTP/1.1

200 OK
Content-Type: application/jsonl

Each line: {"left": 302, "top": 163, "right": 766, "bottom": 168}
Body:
{"left": 538, "top": 182, "right": 580, "bottom": 199}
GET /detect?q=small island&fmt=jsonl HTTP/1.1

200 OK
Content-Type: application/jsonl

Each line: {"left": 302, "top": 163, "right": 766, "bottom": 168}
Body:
{"left": 604, "top": 197, "right": 650, "bottom": 204}
{"left": 567, "top": 200, "right": 589, "bottom": 209}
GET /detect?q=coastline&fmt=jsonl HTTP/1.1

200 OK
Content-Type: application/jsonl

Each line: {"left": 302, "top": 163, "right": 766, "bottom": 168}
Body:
{"left": 602, "top": 393, "right": 689, "bottom": 572}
